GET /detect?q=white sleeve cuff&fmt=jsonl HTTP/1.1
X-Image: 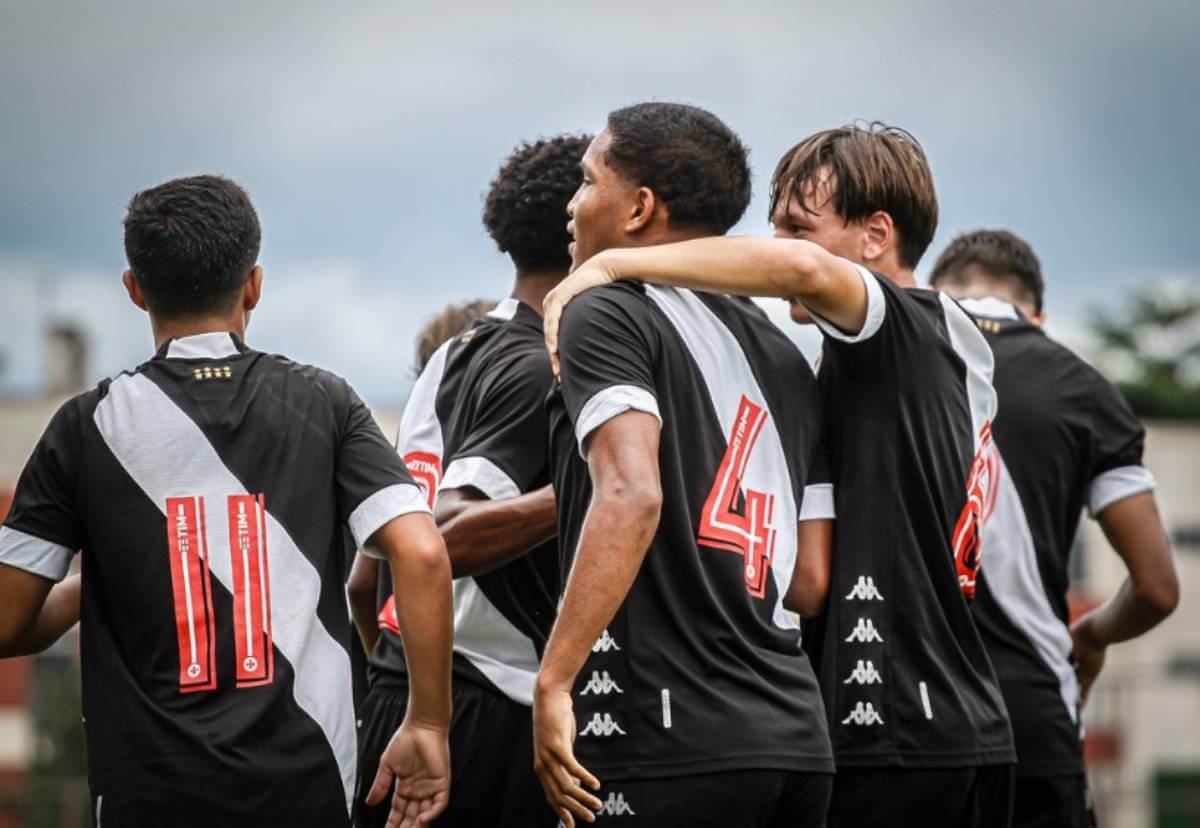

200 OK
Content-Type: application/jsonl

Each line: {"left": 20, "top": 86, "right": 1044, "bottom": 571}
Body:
{"left": 1089, "top": 465, "right": 1156, "bottom": 517}
{"left": 440, "top": 457, "right": 521, "bottom": 500}
{"left": 575, "top": 385, "right": 662, "bottom": 457}
{"left": 810, "top": 263, "right": 887, "bottom": 344}
{"left": 350, "top": 483, "right": 432, "bottom": 557}
{"left": 798, "top": 483, "right": 836, "bottom": 521}
{"left": 0, "top": 526, "right": 74, "bottom": 581}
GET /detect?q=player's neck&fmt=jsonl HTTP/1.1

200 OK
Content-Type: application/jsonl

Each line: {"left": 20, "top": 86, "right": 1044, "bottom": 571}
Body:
{"left": 150, "top": 314, "right": 247, "bottom": 351}
{"left": 511, "top": 268, "right": 568, "bottom": 316}
{"left": 870, "top": 264, "right": 917, "bottom": 289}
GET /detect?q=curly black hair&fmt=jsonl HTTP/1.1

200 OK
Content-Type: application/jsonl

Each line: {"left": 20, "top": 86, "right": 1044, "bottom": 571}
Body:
{"left": 483, "top": 134, "right": 592, "bottom": 271}
{"left": 604, "top": 102, "right": 751, "bottom": 235}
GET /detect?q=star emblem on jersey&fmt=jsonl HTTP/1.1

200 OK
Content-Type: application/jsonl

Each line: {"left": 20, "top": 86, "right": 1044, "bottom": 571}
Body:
{"left": 842, "top": 701, "right": 885, "bottom": 726}
{"left": 843, "top": 659, "right": 883, "bottom": 685}
{"left": 592, "top": 629, "right": 621, "bottom": 653}
{"left": 579, "top": 712, "right": 626, "bottom": 737}
{"left": 845, "top": 575, "right": 884, "bottom": 601}
{"left": 844, "top": 617, "right": 884, "bottom": 643}
{"left": 580, "top": 670, "right": 623, "bottom": 696}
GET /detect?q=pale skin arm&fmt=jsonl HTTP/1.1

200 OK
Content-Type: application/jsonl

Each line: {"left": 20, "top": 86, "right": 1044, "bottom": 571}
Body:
{"left": 533, "top": 412, "right": 662, "bottom": 827}
{"left": 544, "top": 237, "right": 867, "bottom": 374}
{"left": 784, "top": 520, "right": 833, "bottom": 617}
{"left": 0, "top": 567, "right": 81, "bottom": 658}
{"left": 1070, "top": 491, "right": 1179, "bottom": 706}
{"left": 435, "top": 485, "right": 558, "bottom": 577}
{"left": 363, "top": 511, "right": 455, "bottom": 828}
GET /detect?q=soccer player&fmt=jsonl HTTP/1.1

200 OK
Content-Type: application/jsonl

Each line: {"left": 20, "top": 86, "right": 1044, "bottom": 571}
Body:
{"left": 543, "top": 123, "right": 1017, "bottom": 826}
{"left": 535, "top": 103, "right": 835, "bottom": 827}
{"left": 0, "top": 175, "right": 453, "bottom": 828}
{"left": 929, "top": 229, "right": 1179, "bottom": 828}
{"left": 352, "top": 135, "right": 590, "bottom": 828}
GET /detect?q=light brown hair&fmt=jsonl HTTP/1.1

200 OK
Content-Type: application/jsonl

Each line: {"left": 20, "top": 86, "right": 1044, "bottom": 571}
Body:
{"left": 414, "top": 299, "right": 497, "bottom": 374}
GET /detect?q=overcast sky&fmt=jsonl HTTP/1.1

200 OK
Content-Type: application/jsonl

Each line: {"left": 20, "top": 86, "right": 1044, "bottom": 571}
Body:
{"left": 1, "top": 0, "right": 1197, "bottom": 404}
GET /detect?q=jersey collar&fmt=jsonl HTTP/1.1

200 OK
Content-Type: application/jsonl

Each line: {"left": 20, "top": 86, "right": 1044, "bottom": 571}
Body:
{"left": 159, "top": 331, "right": 246, "bottom": 360}
{"left": 957, "top": 296, "right": 1022, "bottom": 321}
{"left": 487, "top": 297, "right": 544, "bottom": 333}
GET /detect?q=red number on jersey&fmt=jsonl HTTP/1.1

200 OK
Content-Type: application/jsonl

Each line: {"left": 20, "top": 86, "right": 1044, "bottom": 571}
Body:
{"left": 951, "top": 422, "right": 998, "bottom": 599}
{"left": 697, "top": 396, "right": 778, "bottom": 599}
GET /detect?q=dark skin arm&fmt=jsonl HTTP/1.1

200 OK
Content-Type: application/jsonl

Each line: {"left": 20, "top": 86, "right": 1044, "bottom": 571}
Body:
{"left": 434, "top": 484, "right": 558, "bottom": 578}
{"left": 784, "top": 520, "right": 833, "bottom": 617}
{"left": 533, "top": 412, "right": 661, "bottom": 827}
{"left": 1070, "top": 491, "right": 1179, "bottom": 705}
{"left": 0, "top": 563, "right": 54, "bottom": 657}
{"left": 347, "top": 553, "right": 381, "bottom": 655}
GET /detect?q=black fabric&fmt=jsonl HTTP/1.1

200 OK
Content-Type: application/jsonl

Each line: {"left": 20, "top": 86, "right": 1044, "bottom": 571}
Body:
{"left": 354, "top": 679, "right": 555, "bottom": 828}
{"left": 1012, "top": 773, "right": 1095, "bottom": 828}
{"left": 826, "top": 765, "right": 1015, "bottom": 828}
{"left": 586, "top": 770, "right": 833, "bottom": 827}
{"left": 812, "top": 274, "right": 1014, "bottom": 768}
{"left": 549, "top": 282, "right": 833, "bottom": 780}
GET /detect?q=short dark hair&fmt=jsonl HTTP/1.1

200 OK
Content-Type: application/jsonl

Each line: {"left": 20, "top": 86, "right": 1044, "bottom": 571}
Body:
{"left": 604, "top": 102, "right": 751, "bottom": 235}
{"left": 929, "top": 229, "right": 1045, "bottom": 313}
{"left": 769, "top": 122, "right": 938, "bottom": 269}
{"left": 123, "top": 175, "right": 261, "bottom": 319}
{"left": 483, "top": 134, "right": 593, "bottom": 271}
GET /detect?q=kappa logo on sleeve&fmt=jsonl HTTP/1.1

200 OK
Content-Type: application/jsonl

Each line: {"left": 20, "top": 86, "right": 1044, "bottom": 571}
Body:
{"left": 579, "top": 712, "right": 626, "bottom": 737}
{"left": 842, "top": 701, "right": 885, "bottom": 726}
{"left": 844, "top": 617, "right": 884, "bottom": 643}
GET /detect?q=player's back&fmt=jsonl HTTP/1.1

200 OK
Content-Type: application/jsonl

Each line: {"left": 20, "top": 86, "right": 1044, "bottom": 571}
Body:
{"left": 4, "top": 332, "right": 426, "bottom": 827}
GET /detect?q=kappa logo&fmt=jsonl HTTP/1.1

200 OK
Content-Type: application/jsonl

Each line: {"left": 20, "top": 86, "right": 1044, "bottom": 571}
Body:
{"left": 580, "top": 670, "right": 624, "bottom": 696}
{"left": 592, "top": 629, "right": 621, "bottom": 653}
{"left": 600, "top": 792, "right": 636, "bottom": 816}
{"left": 844, "top": 617, "right": 884, "bottom": 643}
{"left": 579, "top": 712, "right": 626, "bottom": 737}
{"left": 842, "top": 701, "right": 885, "bottom": 726}
{"left": 843, "top": 659, "right": 883, "bottom": 685}
{"left": 845, "top": 575, "right": 884, "bottom": 601}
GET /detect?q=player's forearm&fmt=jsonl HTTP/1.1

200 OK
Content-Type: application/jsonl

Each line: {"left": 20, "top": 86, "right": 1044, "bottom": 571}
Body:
{"left": 347, "top": 554, "right": 381, "bottom": 654}
{"left": 1075, "top": 578, "right": 1176, "bottom": 648}
{"left": 784, "top": 519, "right": 832, "bottom": 617}
{"left": 0, "top": 572, "right": 76, "bottom": 658}
{"left": 436, "top": 485, "right": 558, "bottom": 577}
{"left": 537, "top": 485, "right": 660, "bottom": 691}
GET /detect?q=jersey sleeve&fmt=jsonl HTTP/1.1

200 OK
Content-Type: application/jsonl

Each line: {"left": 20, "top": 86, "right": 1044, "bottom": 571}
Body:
{"left": 807, "top": 264, "right": 891, "bottom": 367}
{"left": 1086, "top": 375, "right": 1154, "bottom": 516}
{"left": 0, "top": 399, "right": 85, "bottom": 581}
{"left": 332, "top": 379, "right": 431, "bottom": 555}
{"left": 441, "top": 349, "right": 554, "bottom": 500}
{"left": 557, "top": 285, "right": 661, "bottom": 456}
{"left": 798, "top": 430, "right": 835, "bottom": 521}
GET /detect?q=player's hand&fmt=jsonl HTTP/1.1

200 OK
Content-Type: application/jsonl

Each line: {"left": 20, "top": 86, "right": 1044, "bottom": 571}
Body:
{"left": 543, "top": 256, "right": 619, "bottom": 378}
{"left": 1070, "top": 616, "right": 1107, "bottom": 708}
{"left": 366, "top": 718, "right": 451, "bottom": 828}
{"left": 533, "top": 682, "right": 603, "bottom": 826}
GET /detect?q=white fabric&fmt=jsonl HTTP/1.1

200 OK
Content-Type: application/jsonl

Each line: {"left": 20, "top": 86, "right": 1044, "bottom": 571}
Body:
{"left": 575, "top": 385, "right": 662, "bottom": 457}
{"left": 939, "top": 292, "right": 998, "bottom": 454}
{"left": 645, "top": 285, "right": 801, "bottom": 631}
{"left": 0, "top": 526, "right": 74, "bottom": 581}
{"left": 351, "top": 483, "right": 431, "bottom": 558}
{"left": 395, "top": 340, "right": 451, "bottom": 500}
{"left": 798, "top": 483, "right": 836, "bottom": 521}
{"left": 450, "top": 577, "right": 541, "bottom": 705}
{"left": 810, "top": 264, "right": 887, "bottom": 343}
{"left": 957, "top": 296, "right": 1021, "bottom": 320}
{"left": 441, "top": 456, "right": 520, "bottom": 501}
{"left": 94, "top": 373, "right": 357, "bottom": 815}
{"left": 1088, "top": 465, "right": 1156, "bottom": 517}
{"left": 165, "top": 332, "right": 240, "bottom": 360}
{"left": 487, "top": 297, "right": 519, "bottom": 320}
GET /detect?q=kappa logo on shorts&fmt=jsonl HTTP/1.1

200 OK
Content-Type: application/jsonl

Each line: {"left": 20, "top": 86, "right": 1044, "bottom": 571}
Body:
{"left": 580, "top": 670, "right": 623, "bottom": 696}
{"left": 592, "top": 629, "right": 621, "bottom": 653}
{"left": 844, "top": 617, "right": 884, "bottom": 643}
{"left": 842, "top": 701, "right": 885, "bottom": 726}
{"left": 600, "top": 792, "right": 636, "bottom": 816}
{"left": 579, "top": 712, "right": 626, "bottom": 737}
{"left": 845, "top": 575, "right": 884, "bottom": 601}
{"left": 843, "top": 659, "right": 883, "bottom": 685}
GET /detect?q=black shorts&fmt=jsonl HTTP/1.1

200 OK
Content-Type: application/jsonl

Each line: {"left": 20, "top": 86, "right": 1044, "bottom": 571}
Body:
{"left": 1012, "top": 773, "right": 1094, "bottom": 828}
{"left": 827, "top": 765, "right": 1015, "bottom": 828}
{"left": 354, "top": 678, "right": 555, "bottom": 828}
{"left": 584, "top": 770, "right": 832, "bottom": 827}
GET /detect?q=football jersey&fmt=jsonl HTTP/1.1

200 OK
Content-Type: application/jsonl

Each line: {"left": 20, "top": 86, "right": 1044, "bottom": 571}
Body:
{"left": 548, "top": 281, "right": 835, "bottom": 780}
{"left": 959, "top": 296, "right": 1155, "bottom": 777}
{"left": 807, "top": 267, "right": 1015, "bottom": 768}
{"left": 368, "top": 298, "right": 559, "bottom": 705}
{"left": 0, "top": 332, "right": 429, "bottom": 826}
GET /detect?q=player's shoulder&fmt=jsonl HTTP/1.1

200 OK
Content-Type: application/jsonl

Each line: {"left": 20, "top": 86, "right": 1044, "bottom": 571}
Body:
{"left": 563, "top": 280, "right": 652, "bottom": 322}
{"left": 248, "top": 350, "right": 363, "bottom": 410}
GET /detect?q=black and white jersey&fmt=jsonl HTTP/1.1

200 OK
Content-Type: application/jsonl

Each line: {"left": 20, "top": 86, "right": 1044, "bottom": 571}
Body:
{"left": 548, "top": 281, "right": 835, "bottom": 780}
{"left": 368, "top": 298, "right": 559, "bottom": 706}
{"left": 959, "top": 296, "right": 1154, "bottom": 777}
{"left": 808, "top": 268, "right": 1015, "bottom": 768}
{"left": 0, "top": 332, "right": 428, "bottom": 826}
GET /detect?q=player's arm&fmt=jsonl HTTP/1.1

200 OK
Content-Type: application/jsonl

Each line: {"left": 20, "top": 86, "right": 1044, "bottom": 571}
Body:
{"left": 434, "top": 485, "right": 557, "bottom": 577}
{"left": 0, "top": 572, "right": 80, "bottom": 658}
{"left": 1071, "top": 491, "right": 1179, "bottom": 704}
{"left": 534, "top": 411, "right": 661, "bottom": 826}
{"left": 543, "top": 237, "right": 868, "bottom": 373}
{"left": 347, "top": 554, "right": 381, "bottom": 654}
{"left": 785, "top": 519, "right": 832, "bottom": 617}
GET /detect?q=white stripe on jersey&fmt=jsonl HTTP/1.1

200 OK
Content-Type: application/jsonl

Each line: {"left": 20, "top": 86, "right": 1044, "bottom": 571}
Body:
{"left": 396, "top": 339, "right": 451, "bottom": 463}
{"left": 983, "top": 450, "right": 1079, "bottom": 724}
{"left": 799, "top": 483, "right": 835, "bottom": 521}
{"left": 644, "top": 286, "right": 801, "bottom": 631}
{"left": 1088, "top": 465, "right": 1156, "bottom": 516}
{"left": 938, "top": 292, "right": 998, "bottom": 455}
{"left": 94, "top": 373, "right": 357, "bottom": 815}
{"left": 351, "top": 483, "right": 431, "bottom": 557}
{"left": 0, "top": 526, "right": 74, "bottom": 581}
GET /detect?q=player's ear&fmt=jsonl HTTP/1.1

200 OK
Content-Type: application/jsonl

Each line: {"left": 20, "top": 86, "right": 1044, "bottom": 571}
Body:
{"left": 122, "top": 269, "right": 149, "bottom": 312}
{"left": 1030, "top": 308, "right": 1046, "bottom": 327}
{"left": 625, "top": 186, "right": 657, "bottom": 235}
{"left": 242, "top": 265, "right": 263, "bottom": 312}
{"left": 861, "top": 210, "right": 893, "bottom": 263}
